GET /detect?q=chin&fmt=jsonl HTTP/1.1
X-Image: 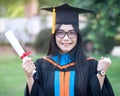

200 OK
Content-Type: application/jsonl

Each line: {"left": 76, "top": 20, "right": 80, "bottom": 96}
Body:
{"left": 61, "top": 49, "right": 71, "bottom": 53}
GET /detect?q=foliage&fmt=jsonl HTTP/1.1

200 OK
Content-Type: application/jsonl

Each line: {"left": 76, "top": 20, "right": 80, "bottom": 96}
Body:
{"left": 115, "top": 34, "right": 120, "bottom": 45}
{"left": 0, "top": 0, "right": 25, "bottom": 17}
{"left": 34, "top": 28, "right": 51, "bottom": 53}
{"left": 83, "top": 0, "right": 120, "bottom": 54}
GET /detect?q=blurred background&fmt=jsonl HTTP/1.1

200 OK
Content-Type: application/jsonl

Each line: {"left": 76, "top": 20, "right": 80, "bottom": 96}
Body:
{"left": 0, "top": 0, "right": 120, "bottom": 96}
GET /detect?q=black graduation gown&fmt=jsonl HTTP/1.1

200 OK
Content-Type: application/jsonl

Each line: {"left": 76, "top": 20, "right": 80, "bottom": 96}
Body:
{"left": 24, "top": 57, "right": 114, "bottom": 96}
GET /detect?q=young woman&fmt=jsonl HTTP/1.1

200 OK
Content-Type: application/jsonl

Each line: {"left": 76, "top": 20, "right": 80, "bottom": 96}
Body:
{"left": 22, "top": 4, "right": 114, "bottom": 96}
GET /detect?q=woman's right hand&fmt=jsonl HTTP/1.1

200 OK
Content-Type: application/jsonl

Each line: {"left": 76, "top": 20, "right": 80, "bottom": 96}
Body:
{"left": 22, "top": 57, "right": 36, "bottom": 78}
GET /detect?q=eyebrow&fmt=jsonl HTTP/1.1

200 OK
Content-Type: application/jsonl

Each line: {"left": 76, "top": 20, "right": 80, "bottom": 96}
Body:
{"left": 57, "top": 29, "right": 75, "bottom": 32}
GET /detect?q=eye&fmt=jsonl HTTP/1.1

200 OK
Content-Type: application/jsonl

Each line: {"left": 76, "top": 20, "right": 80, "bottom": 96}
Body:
{"left": 56, "top": 30, "right": 65, "bottom": 38}
{"left": 57, "top": 31, "right": 64, "bottom": 35}
{"left": 69, "top": 30, "right": 76, "bottom": 35}
{"left": 67, "top": 30, "right": 77, "bottom": 39}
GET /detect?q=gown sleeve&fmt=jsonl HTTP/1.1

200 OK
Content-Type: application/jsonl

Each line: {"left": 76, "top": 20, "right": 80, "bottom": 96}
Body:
{"left": 24, "top": 59, "right": 45, "bottom": 96}
{"left": 88, "top": 59, "right": 115, "bottom": 96}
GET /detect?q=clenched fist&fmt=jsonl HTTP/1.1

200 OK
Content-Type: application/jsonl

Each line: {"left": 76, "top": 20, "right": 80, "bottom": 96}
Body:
{"left": 97, "top": 57, "right": 112, "bottom": 72}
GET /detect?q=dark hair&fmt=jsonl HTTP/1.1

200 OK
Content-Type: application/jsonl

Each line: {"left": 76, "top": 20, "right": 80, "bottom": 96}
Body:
{"left": 47, "top": 24, "right": 88, "bottom": 95}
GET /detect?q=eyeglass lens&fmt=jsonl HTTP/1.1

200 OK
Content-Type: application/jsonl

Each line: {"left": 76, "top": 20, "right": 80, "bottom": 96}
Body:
{"left": 56, "top": 29, "right": 77, "bottom": 39}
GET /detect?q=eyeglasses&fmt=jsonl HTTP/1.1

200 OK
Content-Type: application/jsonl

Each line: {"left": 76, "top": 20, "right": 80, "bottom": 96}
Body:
{"left": 56, "top": 29, "right": 77, "bottom": 39}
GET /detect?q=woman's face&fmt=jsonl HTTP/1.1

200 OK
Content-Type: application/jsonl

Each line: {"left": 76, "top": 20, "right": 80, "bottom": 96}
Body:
{"left": 55, "top": 24, "right": 77, "bottom": 53}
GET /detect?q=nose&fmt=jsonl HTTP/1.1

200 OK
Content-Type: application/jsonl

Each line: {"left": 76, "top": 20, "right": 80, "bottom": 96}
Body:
{"left": 63, "top": 33, "right": 69, "bottom": 40}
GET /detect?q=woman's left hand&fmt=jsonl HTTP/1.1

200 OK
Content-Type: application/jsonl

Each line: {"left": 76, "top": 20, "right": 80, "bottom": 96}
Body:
{"left": 97, "top": 57, "right": 112, "bottom": 72}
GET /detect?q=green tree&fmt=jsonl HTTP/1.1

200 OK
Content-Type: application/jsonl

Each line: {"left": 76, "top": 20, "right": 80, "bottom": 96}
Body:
{"left": 0, "top": 0, "right": 24, "bottom": 17}
{"left": 87, "top": 0, "right": 120, "bottom": 54}
{"left": 34, "top": 28, "right": 51, "bottom": 53}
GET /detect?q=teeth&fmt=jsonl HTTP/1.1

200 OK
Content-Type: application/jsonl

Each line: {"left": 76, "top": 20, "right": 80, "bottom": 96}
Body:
{"left": 62, "top": 43, "right": 71, "bottom": 45}
{"left": 61, "top": 42, "right": 72, "bottom": 45}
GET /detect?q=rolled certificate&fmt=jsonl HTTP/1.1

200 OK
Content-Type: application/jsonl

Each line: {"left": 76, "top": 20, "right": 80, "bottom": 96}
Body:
{"left": 4, "top": 30, "right": 36, "bottom": 74}
{"left": 5, "top": 30, "right": 25, "bottom": 59}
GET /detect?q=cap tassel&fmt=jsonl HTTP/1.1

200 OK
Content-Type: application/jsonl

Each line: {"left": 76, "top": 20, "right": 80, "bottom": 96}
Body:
{"left": 52, "top": 8, "right": 56, "bottom": 34}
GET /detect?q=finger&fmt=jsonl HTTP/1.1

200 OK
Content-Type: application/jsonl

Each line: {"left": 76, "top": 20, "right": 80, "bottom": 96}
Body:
{"left": 22, "top": 61, "right": 33, "bottom": 70}
{"left": 25, "top": 66, "right": 33, "bottom": 73}
{"left": 100, "top": 57, "right": 105, "bottom": 60}
{"left": 23, "top": 57, "right": 33, "bottom": 63}
{"left": 22, "top": 61, "right": 30, "bottom": 69}
{"left": 32, "top": 63, "right": 36, "bottom": 69}
{"left": 24, "top": 65, "right": 31, "bottom": 72}
{"left": 26, "top": 64, "right": 35, "bottom": 74}
{"left": 27, "top": 63, "right": 35, "bottom": 70}
{"left": 106, "top": 58, "right": 112, "bottom": 64}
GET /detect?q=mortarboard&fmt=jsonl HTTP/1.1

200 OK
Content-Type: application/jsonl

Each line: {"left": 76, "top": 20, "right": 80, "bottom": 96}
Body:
{"left": 41, "top": 3, "right": 94, "bottom": 34}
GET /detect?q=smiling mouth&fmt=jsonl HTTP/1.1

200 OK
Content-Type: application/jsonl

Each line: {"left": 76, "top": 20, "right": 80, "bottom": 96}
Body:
{"left": 61, "top": 43, "right": 72, "bottom": 46}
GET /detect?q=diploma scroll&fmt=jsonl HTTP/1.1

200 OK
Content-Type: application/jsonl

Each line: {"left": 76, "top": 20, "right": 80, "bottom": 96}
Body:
{"left": 4, "top": 30, "right": 36, "bottom": 74}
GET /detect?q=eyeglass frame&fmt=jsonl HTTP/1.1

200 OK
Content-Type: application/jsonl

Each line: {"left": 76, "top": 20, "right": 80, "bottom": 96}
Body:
{"left": 55, "top": 29, "right": 77, "bottom": 39}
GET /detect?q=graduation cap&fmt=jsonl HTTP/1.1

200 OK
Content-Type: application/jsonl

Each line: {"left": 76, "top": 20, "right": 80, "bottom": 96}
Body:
{"left": 41, "top": 3, "right": 94, "bottom": 34}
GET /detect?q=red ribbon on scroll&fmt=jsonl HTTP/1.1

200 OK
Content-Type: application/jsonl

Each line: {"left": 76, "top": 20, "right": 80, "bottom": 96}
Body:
{"left": 20, "top": 51, "right": 31, "bottom": 59}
